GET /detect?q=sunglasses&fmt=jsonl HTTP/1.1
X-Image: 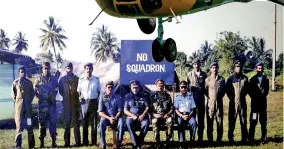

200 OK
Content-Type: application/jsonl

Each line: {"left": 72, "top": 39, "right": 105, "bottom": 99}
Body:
{"left": 180, "top": 86, "right": 187, "bottom": 89}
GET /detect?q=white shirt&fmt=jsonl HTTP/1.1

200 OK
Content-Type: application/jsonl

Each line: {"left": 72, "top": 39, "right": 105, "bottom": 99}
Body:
{"left": 77, "top": 75, "right": 101, "bottom": 100}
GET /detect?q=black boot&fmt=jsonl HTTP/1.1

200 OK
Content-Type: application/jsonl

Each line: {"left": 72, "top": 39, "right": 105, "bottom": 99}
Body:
{"left": 52, "top": 137, "right": 57, "bottom": 148}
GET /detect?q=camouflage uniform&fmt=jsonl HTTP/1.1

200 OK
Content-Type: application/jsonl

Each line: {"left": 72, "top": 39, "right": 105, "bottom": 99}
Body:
{"left": 226, "top": 73, "right": 249, "bottom": 142}
{"left": 187, "top": 69, "right": 207, "bottom": 141}
{"left": 150, "top": 90, "right": 173, "bottom": 143}
{"left": 59, "top": 73, "right": 81, "bottom": 146}
{"left": 205, "top": 75, "right": 226, "bottom": 142}
{"left": 34, "top": 74, "right": 59, "bottom": 145}
{"left": 11, "top": 77, "right": 35, "bottom": 148}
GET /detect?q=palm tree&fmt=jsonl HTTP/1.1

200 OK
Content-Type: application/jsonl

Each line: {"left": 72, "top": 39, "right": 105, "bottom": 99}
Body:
{"left": 39, "top": 16, "right": 68, "bottom": 70}
{"left": 0, "top": 29, "right": 11, "bottom": 50}
{"left": 12, "top": 31, "right": 29, "bottom": 53}
{"left": 199, "top": 40, "right": 212, "bottom": 62}
{"left": 90, "top": 25, "right": 120, "bottom": 63}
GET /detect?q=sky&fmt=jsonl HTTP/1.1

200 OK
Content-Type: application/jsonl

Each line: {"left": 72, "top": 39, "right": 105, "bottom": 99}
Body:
{"left": 0, "top": 0, "right": 283, "bottom": 62}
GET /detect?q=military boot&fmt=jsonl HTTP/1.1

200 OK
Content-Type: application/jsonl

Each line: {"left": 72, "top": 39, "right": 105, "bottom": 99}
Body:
{"left": 51, "top": 137, "right": 57, "bottom": 148}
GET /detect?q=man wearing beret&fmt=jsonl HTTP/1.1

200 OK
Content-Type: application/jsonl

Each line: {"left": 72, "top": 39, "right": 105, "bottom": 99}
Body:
{"left": 98, "top": 81, "right": 124, "bottom": 149}
{"left": 187, "top": 58, "right": 207, "bottom": 142}
{"left": 59, "top": 62, "right": 81, "bottom": 147}
{"left": 11, "top": 66, "right": 35, "bottom": 149}
{"left": 77, "top": 63, "right": 101, "bottom": 146}
{"left": 248, "top": 62, "right": 269, "bottom": 143}
{"left": 149, "top": 79, "right": 173, "bottom": 149}
{"left": 226, "top": 60, "right": 249, "bottom": 142}
{"left": 124, "top": 80, "right": 150, "bottom": 149}
{"left": 174, "top": 81, "right": 197, "bottom": 149}
{"left": 204, "top": 62, "right": 226, "bottom": 143}
{"left": 34, "top": 62, "right": 59, "bottom": 148}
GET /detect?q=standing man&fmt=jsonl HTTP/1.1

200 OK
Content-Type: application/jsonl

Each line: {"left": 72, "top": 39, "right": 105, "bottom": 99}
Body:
{"left": 226, "top": 60, "right": 249, "bottom": 142}
{"left": 204, "top": 62, "right": 226, "bottom": 143}
{"left": 34, "top": 62, "right": 59, "bottom": 148}
{"left": 98, "top": 81, "right": 124, "bottom": 149}
{"left": 59, "top": 62, "right": 81, "bottom": 147}
{"left": 248, "top": 62, "right": 269, "bottom": 143}
{"left": 77, "top": 63, "right": 101, "bottom": 146}
{"left": 150, "top": 79, "right": 173, "bottom": 149}
{"left": 124, "top": 80, "right": 150, "bottom": 149}
{"left": 11, "top": 66, "right": 35, "bottom": 149}
{"left": 187, "top": 58, "right": 207, "bottom": 142}
{"left": 174, "top": 81, "right": 197, "bottom": 149}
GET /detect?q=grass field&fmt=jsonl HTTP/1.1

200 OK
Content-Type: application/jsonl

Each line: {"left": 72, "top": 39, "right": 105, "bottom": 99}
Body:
{"left": 0, "top": 90, "right": 282, "bottom": 149}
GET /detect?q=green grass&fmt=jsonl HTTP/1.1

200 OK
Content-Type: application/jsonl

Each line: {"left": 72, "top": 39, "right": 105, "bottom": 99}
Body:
{"left": 0, "top": 91, "right": 283, "bottom": 149}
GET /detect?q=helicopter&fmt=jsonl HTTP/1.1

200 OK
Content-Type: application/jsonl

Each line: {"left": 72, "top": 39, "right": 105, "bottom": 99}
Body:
{"left": 90, "top": 0, "right": 284, "bottom": 63}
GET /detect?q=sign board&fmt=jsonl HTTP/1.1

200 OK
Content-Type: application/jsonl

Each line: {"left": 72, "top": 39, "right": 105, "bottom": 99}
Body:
{"left": 120, "top": 40, "right": 174, "bottom": 85}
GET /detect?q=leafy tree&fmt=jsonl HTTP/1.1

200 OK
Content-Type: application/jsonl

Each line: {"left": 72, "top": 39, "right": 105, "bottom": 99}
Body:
{"left": 198, "top": 40, "right": 212, "bottom": 65}
{"left": 214, "top": 31, "right": 249, "bottom": 74}
{"left": 34, "top": 50, "right": 54, "bottom": 65}
{"left": 276, "top": 52, "right": 283, "bottom": 74}
{"left": 12, "top": 31, "right": 29, "bottom": 53}
{"left": 188, "top": 51, "right": 199, "bottom": 65}
{"left": 39, "top": 16, "right": 68, "bottom": 70}
{"left": 90, "top": 25, "right": 120, "bottom": 63}
{"left": 0, "top": 29, "right": 11, "bottom": 50}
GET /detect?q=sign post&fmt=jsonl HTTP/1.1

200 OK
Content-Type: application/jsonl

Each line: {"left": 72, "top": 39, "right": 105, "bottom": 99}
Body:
{"left": 120, "top": 40, "right": 174, "bottom": 85}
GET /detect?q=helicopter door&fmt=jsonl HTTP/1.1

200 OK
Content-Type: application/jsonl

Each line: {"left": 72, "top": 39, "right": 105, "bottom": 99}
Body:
{"left": 140, "top": 0, "right": 162, "bottom": 14}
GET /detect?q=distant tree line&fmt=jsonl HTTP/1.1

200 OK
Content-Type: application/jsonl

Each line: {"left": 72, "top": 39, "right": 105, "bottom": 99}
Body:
{"left": 175, "top": 31, "right": 283, "bottom": 79}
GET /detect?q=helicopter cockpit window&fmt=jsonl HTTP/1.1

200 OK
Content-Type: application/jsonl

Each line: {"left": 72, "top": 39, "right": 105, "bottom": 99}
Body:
{"left": 140, "top": 0, "right": 162, "bottom": 14}
{"left": 116, "top": 4, "right": 143, "bottom": 16}
{"left": 103, "top": 0, "right": 115, "bottom": 12}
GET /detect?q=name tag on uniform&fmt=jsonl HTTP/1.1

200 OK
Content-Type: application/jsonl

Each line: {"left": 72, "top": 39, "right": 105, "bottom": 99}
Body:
{"left": 252, "top": 113, "right": 257, "bottom": 120}
{"left": 27, "top": 118, "right": 32, "bottom": 126}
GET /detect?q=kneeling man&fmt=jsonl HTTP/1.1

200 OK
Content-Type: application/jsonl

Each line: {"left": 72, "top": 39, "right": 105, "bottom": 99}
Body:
{"left": 98, "top": 81, "right": 124, "bottom": 149}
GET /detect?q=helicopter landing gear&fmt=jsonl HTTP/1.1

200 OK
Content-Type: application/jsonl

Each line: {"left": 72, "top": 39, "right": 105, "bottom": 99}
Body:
{"left": 151, "top": 17, "right": 177, "bottom": 63}
{"left": 137, "top": 18, "right": 156, "bottom": 34}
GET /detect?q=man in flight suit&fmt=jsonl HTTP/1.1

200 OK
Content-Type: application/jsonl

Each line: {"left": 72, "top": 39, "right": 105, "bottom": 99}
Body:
{"left": 226, "top": 60, "right": 249, "bottom": 142}
{"left": 59, "top": 62, "right": 81, "bottom": 147}
{"left": 187, "top": 58, "right": 207, "bottom": 142}
{"left": 34, "top": 62, "right": 59, "bottom": 148}
{"left": 204, "top": 62, "right": 226, "bottom": 143}
{"left": 98, "top": 81, "right": 124, "bottom": 149}
{"left": 124, "top": 80, "right": 150, "bottom": 149}
{"left": 248, "top": 62, "right": 269, "bottom": 143}
{"left": 11, "top": 66, "right": 35, "bottom": 149}
{"left": 150, "top": 79, "right": 173, "bottom": 149}
{"left": 174, "top": 81, "right": 197, "bottom": 149}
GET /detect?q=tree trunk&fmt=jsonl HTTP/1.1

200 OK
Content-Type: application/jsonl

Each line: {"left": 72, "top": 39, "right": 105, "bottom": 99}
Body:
{"left": 51, "top": 38, "right": 58, "bottom": 71}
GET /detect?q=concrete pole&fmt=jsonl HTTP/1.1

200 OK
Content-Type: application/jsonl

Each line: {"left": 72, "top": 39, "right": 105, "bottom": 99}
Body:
{"left": 272, "top": 4, "right": 277, "bottom": 91}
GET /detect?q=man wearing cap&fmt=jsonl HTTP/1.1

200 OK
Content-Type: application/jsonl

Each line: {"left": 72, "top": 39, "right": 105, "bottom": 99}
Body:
{"left": 187, "top": 58, "right": 207, "bottom": 142}
{"left": 204, "top": 62, "right": 226, "bottom": 143}
{"left": 77, "top": 63, "right": 101, "bottom": 146}
{"left": 34, "top": 62, "right": 59, "bottom": 147}
{"left": 124, "top": 80, "right": 150, "bottom": 149}
{"left": 98, "top": 81, "right": 124, "bottom": 149}
{"left": 149, "top": 79, "right": 173, "bottom": 148}
{"left": 226, "top": 60, "right": 249, "bottom": 142}
{"left": 11, "top": 66, "right": 35, "bottom": 149}
{"left": 59, "top": 62, "right": 81, "bottom": 147}
{"left": 248, "top": 62, "right": 269, "bottom": 143}
{"left": 174, "top": 81, "right": 197, "bottom": 149}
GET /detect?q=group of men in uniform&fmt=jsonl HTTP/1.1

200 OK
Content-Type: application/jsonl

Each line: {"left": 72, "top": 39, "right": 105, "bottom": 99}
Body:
{"left": 11, "top": 58, "right": 269, "bottom": 149}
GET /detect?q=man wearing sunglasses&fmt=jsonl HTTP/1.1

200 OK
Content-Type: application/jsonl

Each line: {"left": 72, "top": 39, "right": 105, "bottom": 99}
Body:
{"left": 248, "top": 62, "right": 269, "bottom": 143}
{"left": 124, "top": 80, "right": 150, "bottom": 149}
{"left": 204, "top": 62, "right": 226, "bottom": 143}
{"left": 226, "top": 60, "right": 249, "bottom": 143}
{"left": 12, "top": 66, "right": 35, "bottom": 149}
{"left": 150, "top": 79, "right": 173, "bottom": 149}
{"left": 34, "top": 62, "right": 59, "bottom": 148}
{"left": 174, "top": 81, "right": 197, "bottom": 149}
{"left": 187, "top": 58, "right": 207, "bottom": 142}
{"left": 59, "top": 62, "right": 81, "bottom": 147}
{"left": 98, "top": 81, "right": 124, "bottom": 149}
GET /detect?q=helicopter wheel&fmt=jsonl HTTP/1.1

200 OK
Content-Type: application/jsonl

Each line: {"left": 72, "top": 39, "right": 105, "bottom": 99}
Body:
{"left": 137, "top": 18, "right": 156, "bottom": 34}
{"left": 152, "top": 38, "right": 164, "bottom": 62}
{"left": 163, "top": 38, "right": 177, "bottom": 62}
